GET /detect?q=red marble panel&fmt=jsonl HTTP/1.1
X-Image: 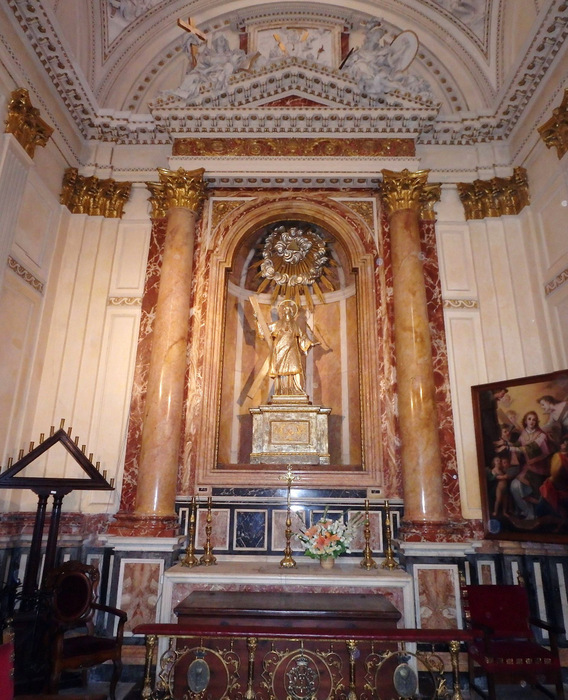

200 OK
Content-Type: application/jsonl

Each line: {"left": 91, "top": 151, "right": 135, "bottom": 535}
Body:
{"left": 119, "top": 560, "right": 162, "bottom": 633}
{"left": 416, "top": 567, "right": 459, "bottom": 629}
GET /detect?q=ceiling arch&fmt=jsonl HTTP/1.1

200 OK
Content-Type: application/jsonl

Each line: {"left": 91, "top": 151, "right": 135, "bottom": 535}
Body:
{"left": 93, "top": 0, "right": 496, "bottom": 114}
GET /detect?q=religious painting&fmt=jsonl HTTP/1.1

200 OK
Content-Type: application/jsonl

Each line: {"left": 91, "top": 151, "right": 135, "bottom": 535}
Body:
{"left": 472, "top": 369, "right": 568, "bottom": 542}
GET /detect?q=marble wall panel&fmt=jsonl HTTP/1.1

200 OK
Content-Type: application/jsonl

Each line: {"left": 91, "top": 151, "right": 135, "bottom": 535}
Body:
{"left": 195, "top": 508, "right": 231, "bottom": 551}
{"left": 234, "top": 509, "right": 267, "bottom": 550}
{"left": 349, "top": 511, "right": 383, "bottom": 553}
{"left": 476, "top": 560, "right": 496, "bottom": 584}
{"left": 13, "top": 172, "right": 58, "bottom": 273}
{"left": 414, "top": 564, "right": 461, "bottom": 629}
{"left": 117, "top": 559, "right": 163, "bottom": 634}
{"left": 271, "top": 508, "right": 306, "bottom": 552}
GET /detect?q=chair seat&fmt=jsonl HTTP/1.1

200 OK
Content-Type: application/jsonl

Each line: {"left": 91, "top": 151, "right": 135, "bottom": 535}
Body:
{"left": 470, "top": 639, "right": 560, "bottom": 672}
{"left": 61, "top": 635, "right": 119, "bottom": 659}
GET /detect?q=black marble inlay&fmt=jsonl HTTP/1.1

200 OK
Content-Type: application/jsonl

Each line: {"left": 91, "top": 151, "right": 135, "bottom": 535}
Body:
{"left": 212, "top": 487, "right": 367, "bottom": 499}
{"left": 234, "top": 509, "right": 267, "bottom": 550}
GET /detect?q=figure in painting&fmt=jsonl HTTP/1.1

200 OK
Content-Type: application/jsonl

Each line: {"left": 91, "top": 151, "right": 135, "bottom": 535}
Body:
{"left": 256, "top": 299, "right": 318, "bottom": 397}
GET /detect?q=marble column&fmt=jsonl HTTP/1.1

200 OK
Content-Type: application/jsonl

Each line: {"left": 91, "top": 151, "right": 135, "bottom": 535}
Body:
{"left": 381, "top": 169, "right": 447, "bottom": 527}
{"left": 129, "top": 168, "right": 205, "bottom": 535}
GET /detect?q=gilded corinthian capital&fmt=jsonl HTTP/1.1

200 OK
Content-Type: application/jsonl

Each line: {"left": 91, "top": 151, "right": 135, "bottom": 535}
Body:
{"left": 380, "top": 169, "right": 439, "bottom": 218}
{"left": 538, "top": 89, "right": 568, "bottom": 160}
{"left": 60, "top": 168, "right": 132, "bottom": 218}
{"left": 457, "top": 167, "right": 529, "bottom": 220}
{"left": 146, "top": 167, "right": 206, "bottom": 219}
{"left": 5, "top": 88, "right": 53, "bottom": 158}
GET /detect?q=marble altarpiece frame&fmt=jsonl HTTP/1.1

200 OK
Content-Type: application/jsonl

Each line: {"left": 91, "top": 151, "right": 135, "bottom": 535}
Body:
{"left": 183, "top": 192, "right": 392, "bottom": 491}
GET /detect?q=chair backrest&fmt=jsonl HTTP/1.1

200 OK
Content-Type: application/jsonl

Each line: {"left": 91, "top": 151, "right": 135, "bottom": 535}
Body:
{"left": 464, "top": 584, "right": 532, "bottom": 639}
{"left": 43, "top": 561, "right": 100, "bottom": 626}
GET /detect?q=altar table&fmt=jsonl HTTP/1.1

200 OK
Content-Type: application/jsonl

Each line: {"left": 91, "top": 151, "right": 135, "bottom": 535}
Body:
{"left": 172, "top": 590, "right": 402, "bottom": 698}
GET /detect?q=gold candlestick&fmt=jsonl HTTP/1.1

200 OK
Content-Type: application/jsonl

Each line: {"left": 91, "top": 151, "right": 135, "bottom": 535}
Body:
{"left": 200, "top": 497, "right": 217, "bottom": 566}
{"left": 381, "top": 500, "right": 399, "bottom": 570}
{"left": 181, "top": 497, "right": 200, "bottom": 567}
{"left": 360, "top": 499, "right": 378, "bottom": 569}
{"left": 280, "top": 465, "right": 297, "bottom": 568}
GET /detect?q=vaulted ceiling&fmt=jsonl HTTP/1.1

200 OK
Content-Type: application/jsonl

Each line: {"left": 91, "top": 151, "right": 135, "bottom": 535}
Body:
{"left": 3, "top": 1, "right": 567, "bottom": 151}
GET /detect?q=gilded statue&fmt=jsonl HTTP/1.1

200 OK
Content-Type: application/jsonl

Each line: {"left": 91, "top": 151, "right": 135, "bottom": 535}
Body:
{"left": 254, "top": 299, "right": 318, "bottom": 398}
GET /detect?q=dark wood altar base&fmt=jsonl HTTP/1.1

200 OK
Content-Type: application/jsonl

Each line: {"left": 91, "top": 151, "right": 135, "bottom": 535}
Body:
{"left": 173, "top": 591, "right": 402, "bottom": 698}
{"left": 174, "top": 590, "right": 401, "bottom": 629}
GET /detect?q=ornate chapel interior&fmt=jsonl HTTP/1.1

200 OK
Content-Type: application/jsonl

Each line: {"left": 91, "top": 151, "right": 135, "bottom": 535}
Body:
{"left": 1, "top": 0, "right": 568, "bottom": 694}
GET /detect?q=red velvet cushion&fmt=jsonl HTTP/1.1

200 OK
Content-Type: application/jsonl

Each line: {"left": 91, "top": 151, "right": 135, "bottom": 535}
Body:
{"left": 0, "top": 641, "right": 14, "bottom": 700}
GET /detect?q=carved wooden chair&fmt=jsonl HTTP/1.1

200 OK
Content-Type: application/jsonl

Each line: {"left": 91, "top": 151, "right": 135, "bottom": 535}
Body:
{"left": 462, "top": 582, "right": 565, "bottom": 700}
{"left": 43, "top": 560, "right": 127, "bottom": 700}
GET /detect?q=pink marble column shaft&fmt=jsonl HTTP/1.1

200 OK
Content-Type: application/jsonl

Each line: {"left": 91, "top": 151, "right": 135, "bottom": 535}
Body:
{"left": 134, "top": 206, "right": 196, "bottom": 517}
{"left": 382, "top": 169, "right": 446, "bottom": 524}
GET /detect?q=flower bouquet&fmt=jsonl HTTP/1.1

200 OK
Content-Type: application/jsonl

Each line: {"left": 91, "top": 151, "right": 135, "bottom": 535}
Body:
{"left": 296, "top": 508, "right": 363, "bottom": 567}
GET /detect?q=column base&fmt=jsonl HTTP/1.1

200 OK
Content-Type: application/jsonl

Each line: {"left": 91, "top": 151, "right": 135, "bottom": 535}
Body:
{"left": 108, "top": 511, "right": 179, "bottom": 537}
{"left": 399, "top": 518, "right": 481, "bottom": 542}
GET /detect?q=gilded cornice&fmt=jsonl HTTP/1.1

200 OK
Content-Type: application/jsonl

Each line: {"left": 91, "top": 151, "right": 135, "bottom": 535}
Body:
{"left": 380, "top": 169, "right": 437, "bottom": 217}
{"left": 457, "top": 167, "right": 529, "bottom": 220}
{"left": 538, "top": 89, "right": 568, "bottom": 160}
{"left": 60, "top": 168, "right": 132, "bottom": 218}
{"left": 4, "top": 88, "right": 53, "bottom": 158}
{"left": 146, "top": 168, "right": 207, "bottom": 219}
{"left": 173, "top": 138, "right": 415, "bottom": 158}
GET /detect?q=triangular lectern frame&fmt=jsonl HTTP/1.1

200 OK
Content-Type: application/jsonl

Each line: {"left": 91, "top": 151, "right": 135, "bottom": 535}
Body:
{"left": 0, "top": 428, "right": 113, "bottom": 599}
{"left": 0, "top": 428, "right": 113, "bottom": 491}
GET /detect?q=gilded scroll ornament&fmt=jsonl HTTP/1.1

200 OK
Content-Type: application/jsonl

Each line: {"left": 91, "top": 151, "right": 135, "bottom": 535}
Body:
{"left": 146, "top": 167, "right": 206, "bottom": 219}
{"left": 457, "top": 167, "right": 530, "bottom": 220}
{"left": 60, "top": 167, "right": 132, "bottom": 218}
{"left": 538, "top": 89, "right": 568, "bottom": 160}
{"left": 380, "top": 169, "right": 432, "bottom": 216}
{"left": 5, "top": 88, "right": 53, "bottom": 158}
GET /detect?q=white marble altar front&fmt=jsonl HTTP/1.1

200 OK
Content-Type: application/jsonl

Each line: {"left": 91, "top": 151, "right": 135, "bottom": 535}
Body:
{"left": 159, "top": 557, "right": 415, "bottom": 629}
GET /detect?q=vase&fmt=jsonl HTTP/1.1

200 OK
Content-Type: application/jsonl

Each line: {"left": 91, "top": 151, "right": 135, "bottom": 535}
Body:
{"left": 319, "top": 556, "right": 335, "bottom": 570}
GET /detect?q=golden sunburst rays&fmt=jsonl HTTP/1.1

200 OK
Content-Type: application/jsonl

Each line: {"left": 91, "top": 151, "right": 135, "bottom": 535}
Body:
{"left": 253, "top": 224, "right": 336, "bottom": 311}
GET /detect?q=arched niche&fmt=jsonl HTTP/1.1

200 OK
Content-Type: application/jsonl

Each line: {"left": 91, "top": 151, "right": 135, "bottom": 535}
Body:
{"left": 187, "top": 192, "right": 386, "bottom": 489}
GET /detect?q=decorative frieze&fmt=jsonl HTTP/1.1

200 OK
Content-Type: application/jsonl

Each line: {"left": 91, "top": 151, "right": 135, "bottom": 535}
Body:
{"left": 4, "top": 88, "right": 53, "bottom": 158}
{"left": 108, "top": 297, "right": 142, "bottom": 306}
{"left": 443, "top": 299, "right": 479, "bottom": 310}
{"left": 457, "top": 167, "right": 529, "bottom": 220}
{"left": 538, "top": 89, "right": 568, "bottom": 159}
{"left": 7, "top": 256, "right": 43, "bottom": 293}
{"left": 544, "top": 267, "right": 568, "bottom": 296}
{"left": 60, "top": 168, "right": 132, "bottom": 218}
{"left": 146, "top": 167, "right": 206, "bottom": 219}
{"left": 173, "top": 137, "right": 415, "bottom": 158}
